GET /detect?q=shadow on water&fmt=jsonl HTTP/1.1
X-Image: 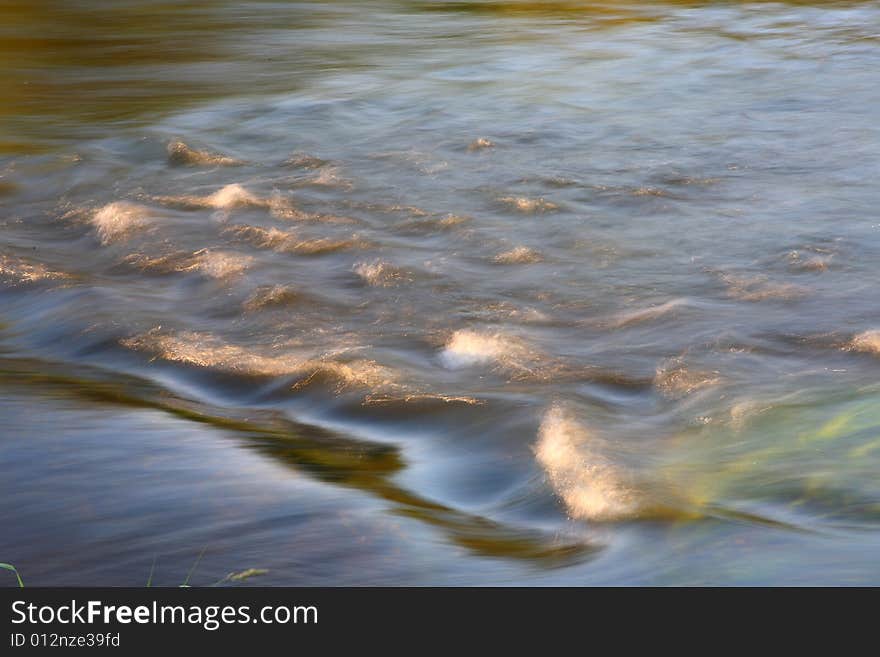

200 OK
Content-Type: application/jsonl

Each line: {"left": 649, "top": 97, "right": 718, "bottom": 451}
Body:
{"left": 0, "top": 352, "right": 596, "bottom": 567}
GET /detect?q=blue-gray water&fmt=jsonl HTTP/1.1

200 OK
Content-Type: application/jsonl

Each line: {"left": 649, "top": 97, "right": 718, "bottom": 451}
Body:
{"left": 1, "top": 1, "right": 879, "bottom": 585}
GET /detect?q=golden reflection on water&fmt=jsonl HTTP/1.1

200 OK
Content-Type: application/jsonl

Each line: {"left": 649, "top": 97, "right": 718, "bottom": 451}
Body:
{"left": 0, "top": 0, "right": 740, "bottom": 151}
{"left": 0, "top": 0, "right": 861, "bottom": 150}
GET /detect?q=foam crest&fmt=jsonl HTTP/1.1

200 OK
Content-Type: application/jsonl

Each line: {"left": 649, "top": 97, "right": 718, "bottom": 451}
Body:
{"left": 440, "top": 329, "right": 542, "bottom": 379}
{"left": 354, "top": 260, "right": 404, "bottom": 286}
{"left": 121, "top": 328, "right": 396, "bottom": 392}
{"left": 179, "top": 249, "right": 251, "bottom": 279}
{"left": 848, "top": 330, "right": 880, "bottom": 355}
{"left": 204, "top": 184, "right": 261, "bottom": 209}
{"left": 243, "top": 285, "right": 301, "bottom": 312}
{"left": 492, "top": 246, "right": 542, "bottom": 264}
{"left": 155, "top": 184, "right": 264, "bottom": 211}
{"left": 167, "top": 140, "right": 242, "bottom": 167}
{"left": 91, "top": 202, "right": 151, "bottom": 244}
{"left": 499, "top": 196, "right": 558, "bottom": 213}
{"left": 0, "top": 254, "right": 69, "bottom": 285}
{"left": 467, "top": 137, "right": 494, "bottom": 151}
{"left": 535, "top": 405, "right": 637, "bottom": 521}
{"left": 225, "top": 224, "right": 365, "bottom": 255}
{"left": 441, "top": 330, "right": 520, "bottom": 368}
{"left": 225, "top": 225, "right": 297, "bottom": 251}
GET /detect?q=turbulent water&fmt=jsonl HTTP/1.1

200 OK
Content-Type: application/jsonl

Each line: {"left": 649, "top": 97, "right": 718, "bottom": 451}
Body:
{"left": 1, "top": 1, "right": 879, "bottom": 585}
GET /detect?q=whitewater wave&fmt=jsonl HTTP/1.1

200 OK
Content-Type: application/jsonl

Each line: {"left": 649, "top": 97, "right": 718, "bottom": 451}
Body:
{"left": 353, "top": 260, "right": 405, "bottom": 286}
{"left": 167, "top": 140, "right": 242, "bottom": 167}
{"left": 0, "top": 254, "right": 70, "bottom": 285}
{"left": 224, "top": 224, "right": 365, "bottom": 255}
{"left": 243, "top": 285, "right": 301, "bottom": 312}
{"left": 439, "top": 329, "right": 546, "bottom": 379}
{"left": 153, "top": 183, "right": 259, "bottom": 210}
{"left": 224, "top": 225, "right": 297, "bottom": 250}
{"left": 123, "top": 249, "right": 250, "bottom": 279}
{"left": 498, "top": 196, "right": 558, "bottom": 213}
{"left": 203, "top": 184, "right": 261, "bottom": 209}
{"left": 183, "top": 249, "right": 251, "bottom": 279}
{"left": 440, "top": 330, "right": 522, "bottom": 368}
{"left": 121, "top": 328, "right": 397, "bottom": 393}
{"left": 492, "top": 246, "right": 542, "bottom": 265}
{"left": 91, "top": 202, "right": 152, "bottom": 245}
{"left": 535, "top": 405, "right": 638, "bottom": 521}
{"left": 467, "top": 137, "right": 494, "bottom": 151}
{"left": 847, "top": 330, "right": 880, "bottom": 355}
{"left": 154, "top": 184, "right": 310, "bottom": 221}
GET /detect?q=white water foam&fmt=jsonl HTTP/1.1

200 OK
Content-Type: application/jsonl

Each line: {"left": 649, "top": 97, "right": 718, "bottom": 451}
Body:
{"left": 535, "top": 405, "right": 637, "bottom": 521}
{"left": 91, "top": 202, "right": 152, "bottom": 244}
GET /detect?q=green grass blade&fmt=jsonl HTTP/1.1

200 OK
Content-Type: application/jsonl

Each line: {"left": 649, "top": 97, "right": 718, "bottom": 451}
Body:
{"left": 181, "top": 547, "right": 206, "bottom": 587}
{"left": 0, "top": 563, "right": 24, "bottom": 588}
{"left": 146, "top": 555, "right": 157, "bottom": 588}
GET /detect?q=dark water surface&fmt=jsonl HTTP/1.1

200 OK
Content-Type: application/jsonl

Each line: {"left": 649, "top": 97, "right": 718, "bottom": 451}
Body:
{"left": 1, "top": 1, "right": 879, "bottom": 585}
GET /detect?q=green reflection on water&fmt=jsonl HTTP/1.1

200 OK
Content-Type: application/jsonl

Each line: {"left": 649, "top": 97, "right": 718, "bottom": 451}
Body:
{"left": 658, "top": 386, "right": 880, "bottom": 530}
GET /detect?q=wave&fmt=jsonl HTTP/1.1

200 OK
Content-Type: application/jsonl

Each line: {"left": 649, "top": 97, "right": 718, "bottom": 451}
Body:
{"left": 785, "top": 249, "right": 832, "bottom": 273}
{"left": 498, "top": 196, "right": 558, "bottom": 213}
{"left": 201, "top": 183, "right": 261, "bottom": 209}
{"left": 196, "top": 189, "right": 349, "bottom": 222}
{"left": 224, "top": 224, "right": 366, "bottom": 255}
{"left": 91, "top": 202, "right": 152, "bottom": 245}
{"left": 353, "top": 260, "right": 405, "bottom": 286}
{"left": 154, "top": 184, "right": 309, "bottom": 221}
{"left": 293, "top": 236, "right": 366, "bottom": 255}
{"left": 298, "top": 167, "right": 352, "bottom": 189}
{"left": 122, "top": 249, "right": 250, "bottom": 279}
{"left": 603, "top": 298, "right": 689, "bottom": 329}
{"left": 120, "top": 328, "right": 397, "bottom": 393}
{"left": 242, "top": 284, "right": 301, "bottom": 312}
{"left": 718, "top": 272, "right": 807, "bottom": 302}
{"left": 847, "top": 330, "right": 880, "bottom": 356}
{"left": 395, "top": 213, "right": 470, "bottom": 235}
{"left": 535, "top": 405, "right": 638, "bottom": 521}
{"left": 362, "top": 392, "right": 484, "bottom": 408}
{"left": 179, "top": 249, "right": 251, "bottom": 279}
{"left": 438, "top": 329, "right": 648, "bottom": 385}
{"left": 283, "top": 153, "right": 329, "bottom": 169}
{"left": 654, "top": 357, "right": 721, "bottom": 398}
{"left": 224, "top": 224, "right": 297, "bottom": 250}
{"left": 467, "top": 137, "right": 494, "bottom": 151}
{"left": 439, "top": 329, "right": 541, "bottom": 377}
{"left": 153, "top": 183, "right": 259, "bottom": 210}
{"left": 0, "top": 253, "right": 70, "bottom": 285}
{"left": 492, "top": 246, "right": 542, "bottom": 264}
{"left": 167, "top": 140, "right": 242, "bottom": 167}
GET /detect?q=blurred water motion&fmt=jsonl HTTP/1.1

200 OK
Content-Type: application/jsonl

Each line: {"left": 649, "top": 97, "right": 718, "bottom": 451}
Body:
{"left": 1, "top": 1, "right": 879, "bottom": 585}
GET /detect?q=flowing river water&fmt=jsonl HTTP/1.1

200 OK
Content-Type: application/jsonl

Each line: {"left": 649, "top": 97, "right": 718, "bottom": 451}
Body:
{"left": 1, "top": 1, "right": 879, "bottom": 585}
